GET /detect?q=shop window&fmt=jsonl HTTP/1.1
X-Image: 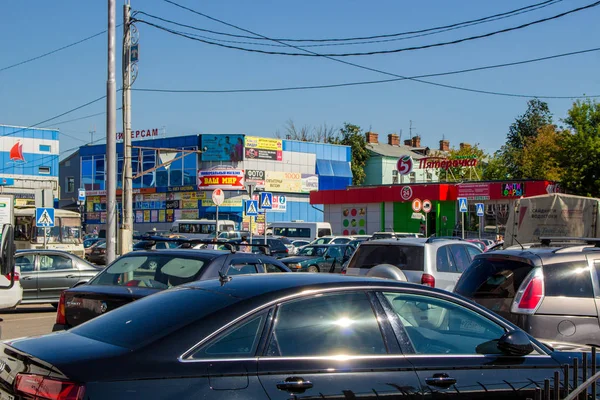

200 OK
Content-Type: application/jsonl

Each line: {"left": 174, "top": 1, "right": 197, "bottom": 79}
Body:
{"left": 392, "top": 170, "right": 398, "bottom": 184}
{"left": 426, "top": 172, "right": 433, "bottom": 182}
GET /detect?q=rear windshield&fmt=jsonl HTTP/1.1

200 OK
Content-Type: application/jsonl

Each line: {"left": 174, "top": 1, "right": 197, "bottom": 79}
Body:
{"left": 250, "top": 239, "right": 286, "bottom": 251}
{"left": 348, "top": 244, "right": 424, "bottom": 271}
{"left": 89, "top": 254, "right": 215, "bottom": 289}
{"left": 71, "top": 288, "right": 237, "bottom": 350}
{"left": 454, "top": 257, "right": 534, "bottom": 299}
{"left": 273, "top": 227, "right": 311, "bottom": 238}
{"left": 372, "top": 233, "right": 394, "bottom": 240}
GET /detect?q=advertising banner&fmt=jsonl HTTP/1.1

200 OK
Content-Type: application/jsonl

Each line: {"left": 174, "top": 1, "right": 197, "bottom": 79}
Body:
{"left": 265, "top": 171, "right": 302, "bottom": 193}
{"left": 342, "top": 206, "right": 367, "bottom": 235}
{"left": 198, "top": 169, "right": 245, "bottom": 190}
{"left": 201, "top": 198, "right": 243, "bottom": 207}
{"left": 201, "top": 134, "right": 244, "bottom": 162}
{"left": 244, "top": 136, "right": 282, "bottom": 161}
{"left": 245, "top": 169, "right": 266, "bottom": 190}
{"left": 271, "top": 194, "right": 287, "bottom": 212}
{"left": 457, "top": 183, "right": 490, "bottom": 200}
{"left": 301, "top": 174, "right": 319, "bottom": 193}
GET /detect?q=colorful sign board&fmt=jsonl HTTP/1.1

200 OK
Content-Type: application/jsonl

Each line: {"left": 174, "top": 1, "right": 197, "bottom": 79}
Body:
{"left": 502, "top": 182, "right": 525, "bottom": 197}
{"left": 397, "top": 155, "right": 414, "bottom": 175}
{"left": 201, "top": 198, "right": 243, "bottom": 207}
{"left": 457, "top": 183, "right": 490, "bottom": 200}
{"left": 197, "top": 169, "right": 244, "bottom": 190}
{"left": 244, "top": 136, "right": 282, "bottom": 161}
{"left": 116, "top": 128, "right": 160, "bottom": 141}
{"left": 419, "top": 156, "right": 479, "bottom": 170}
{"left": 245, "top": 169, "right": 265, "bottom": 190}
{"left": 201, "top": 134, "right": 244, "bottom": 162}
{"left": 342, "top": 207, "right": 367, "bottom": 235}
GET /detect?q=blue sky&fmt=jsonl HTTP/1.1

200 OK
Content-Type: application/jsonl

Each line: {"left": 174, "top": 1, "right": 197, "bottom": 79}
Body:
{"left": 0, "top": 0, "right": 597, "bottom": 158}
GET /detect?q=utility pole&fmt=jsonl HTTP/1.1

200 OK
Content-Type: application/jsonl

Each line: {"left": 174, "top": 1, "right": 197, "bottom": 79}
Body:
{"left": 106, "top": 0, "right": 117, "bottom": 264}
{"left": 120, "top": 1, "right": 133, "bottom": 255}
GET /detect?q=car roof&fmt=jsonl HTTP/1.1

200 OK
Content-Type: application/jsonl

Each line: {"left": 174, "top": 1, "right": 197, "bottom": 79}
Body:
{"left": 182, "top": 272, "right": 435, "bottom": 300}
{"left": 16, "top": 249, "right": 77, "bottom": 255}
{"left": 126, "top": 248, "right": 230, "bottom": 257}
{"left": 476, "top": 246, "right": 595, "bottom": 266}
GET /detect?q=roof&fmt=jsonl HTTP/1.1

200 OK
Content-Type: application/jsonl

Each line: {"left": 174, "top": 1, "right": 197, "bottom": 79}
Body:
{"left": 479, "top": 246, "right": 600, "bottom": 265}
{"left": 183, "top": 272, "right": 426, "bottom": 300}
{"left": 367, "top": 142, "right": 426, "bottom": 159}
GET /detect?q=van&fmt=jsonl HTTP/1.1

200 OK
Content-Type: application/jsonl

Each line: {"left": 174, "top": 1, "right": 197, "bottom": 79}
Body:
{"left": 170, "top": 219, "right": 236, "bottom": 239}
{"left": 269, "top": 221, "right": 332, "bottom": 241}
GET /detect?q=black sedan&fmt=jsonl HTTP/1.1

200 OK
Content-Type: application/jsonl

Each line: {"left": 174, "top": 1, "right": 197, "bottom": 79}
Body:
{"left": 3, "top": 274, "right": 592, "bottom": 399}
{"left": 53, "top": 248, "right": 289, "bottom": 331}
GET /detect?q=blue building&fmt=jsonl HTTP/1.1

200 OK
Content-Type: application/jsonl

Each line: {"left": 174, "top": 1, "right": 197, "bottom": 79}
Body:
{"left": 60, "top": 133, "right": 352, "bottom": 232}
{"left": 0, "top": 125, "right": 60, "bottom": 206}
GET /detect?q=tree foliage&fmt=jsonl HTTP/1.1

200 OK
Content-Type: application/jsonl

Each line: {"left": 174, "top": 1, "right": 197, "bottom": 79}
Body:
{"left": 437, "top": 144, "right": 487, "bottom": 182}
{"left": 560, "top": 99, "right": 600, "bottom": 197}
{"left": 520, "top": 125, "right": 565, "bottom": 181}
{"left": 482, "top": 149, "right": 510, "bottom": 180}
{"left": 334, "top": 123, "right": 370, "bottom": 185}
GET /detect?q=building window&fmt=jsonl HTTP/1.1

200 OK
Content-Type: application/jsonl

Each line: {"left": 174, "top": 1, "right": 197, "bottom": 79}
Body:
{"left": 410, "top": 172, "right": 416, "bottom": 183}
{"left": 426, "top": 172, "right": 433, "bottom": 182}
{"left": 66, "top": 177, "right": 75, "bottom": 193}
{"left": 392, "top": 170, "right": 398, "bottom": 184}
{"left": 39, "top": 144, "right": 51, "bottom": 152}
{"left": 39, "top": 166, "right": 51, "bottom": 175}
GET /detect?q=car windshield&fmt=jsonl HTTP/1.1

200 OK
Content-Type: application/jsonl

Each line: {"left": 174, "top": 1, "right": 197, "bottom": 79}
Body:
{"left": 348, "top": 244, "right": 425, "bottom": 271}
{"left": 299, "top": 246, "right": 327, "bottom": 257}
{"left": 312, "top": 238, "right": 333, "bottom": 245}
{"left": 71, "top": 287, "right": 239, "bottom": 350}
{"left": 88, "top": 254, "right": 215, "bottom": 289}
{"left": 372, "top": 233, "right": 394, "bottom": 240}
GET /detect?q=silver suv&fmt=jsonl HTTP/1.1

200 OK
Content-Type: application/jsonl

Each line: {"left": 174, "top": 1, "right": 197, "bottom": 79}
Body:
{"left": 454, "top": 238, "right": 600, "bottom": 346}
{"left": 344, "top": 238, "right": 482, "bottom": 291}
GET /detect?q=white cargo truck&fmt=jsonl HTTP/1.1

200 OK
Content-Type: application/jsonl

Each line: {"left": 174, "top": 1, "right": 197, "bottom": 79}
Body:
{"left": 504, "top": 193, "right": 600, "bottom": 246}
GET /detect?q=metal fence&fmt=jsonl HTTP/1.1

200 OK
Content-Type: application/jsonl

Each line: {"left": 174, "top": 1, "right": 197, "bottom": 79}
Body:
{"left": 536, "top": 347, "right": 600, "bottom": 400}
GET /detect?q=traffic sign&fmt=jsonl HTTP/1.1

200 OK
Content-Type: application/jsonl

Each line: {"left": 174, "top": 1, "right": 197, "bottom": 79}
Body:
{"left": 260, "top": 192, "right": 273, "bottom": 210}
{"left": 412, "top": 198, "right": 422, "bottom": 212}
{"left": 212, "top": 189, "right": 225, "bottom": 206}
{"left": 476, "top": 203, "right": 485, "bottom": 217}
{"left": 458, "top": 197, "right": 468, "bottom": 213}
{"left": 245, "top": 200, "right": 259, "bottom": 216}
{"left": 36, "top": 207, "right": 55, "bottom": 227}
{"left": 422, "top": 199, "right": 432, "bottom": 214}
{"left": 78, "top": 189, "right": 86, "bottom": 203}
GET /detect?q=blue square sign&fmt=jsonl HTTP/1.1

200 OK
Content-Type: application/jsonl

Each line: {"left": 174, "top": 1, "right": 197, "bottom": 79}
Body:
{"left": 458, "top": 197, "right": 468, "bottom": 213}
{"left": 476, "top": 203, "right": 485, "bottom": 217}
{"left": 36, "top": 207, "right": 55, "bottom": 227}
{"left": 245, "top": 200, "right": 259, "bottom": 216}
{"left": 260, "top": 192, "right": 273, "bottom": 210}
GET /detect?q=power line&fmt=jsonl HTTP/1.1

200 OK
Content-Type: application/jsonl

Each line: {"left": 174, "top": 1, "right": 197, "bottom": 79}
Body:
{"left": 156, "top": 1, "right": 600, "bottom": 99}
{"left": 152, "top": 0, "right": 599, "bottom": 57}
{"left": 131, "top": 46, "right": 600, "bottom": 99}
{"left": 40, "top": 111, "right": 107, "bottom": 128}
{"left": 0, "top": 26, "right": 121, "bottom": 73}
{"left": 157, "top": 0, "right": 563, "bottom": 43}
{"left": 137, "top": 1, "right": 564, "bottom": 48}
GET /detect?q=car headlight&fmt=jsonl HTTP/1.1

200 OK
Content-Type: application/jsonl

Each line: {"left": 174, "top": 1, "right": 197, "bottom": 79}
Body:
{"left": 287, "top": 263, "right": 302, "bottom": 269}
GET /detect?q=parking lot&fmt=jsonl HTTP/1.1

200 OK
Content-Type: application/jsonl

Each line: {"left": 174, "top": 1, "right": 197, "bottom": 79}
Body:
{"left": 1, "top": 305, "right": 55, "bottom": 340}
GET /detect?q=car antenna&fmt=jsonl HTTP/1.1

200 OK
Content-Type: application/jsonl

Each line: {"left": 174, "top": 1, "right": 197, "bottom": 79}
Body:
{"left": 218, "top": 270, "right": 232, "bottom": 286}
{"left": 512, "top": 236, "right": 524, "bottom": 250}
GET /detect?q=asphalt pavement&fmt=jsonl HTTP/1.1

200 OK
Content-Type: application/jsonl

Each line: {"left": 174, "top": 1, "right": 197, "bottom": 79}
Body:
{"left": 0, "top": 304, "right": 56, "bottom": 340}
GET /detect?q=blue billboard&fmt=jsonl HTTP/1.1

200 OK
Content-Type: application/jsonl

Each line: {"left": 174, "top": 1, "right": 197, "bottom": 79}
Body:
{"left": 201, "top": 134, "right": 244, "bottom": 162}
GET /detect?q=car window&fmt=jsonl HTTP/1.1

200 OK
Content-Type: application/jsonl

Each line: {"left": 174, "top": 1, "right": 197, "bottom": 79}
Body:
{"left": 332, "top": 238, "right": 350, "bottom": 244}
{"left": 16, "top": 254, "right": 35, "bottom": 273}
{"left": 227, "top": 263, "right": 258, "bottom": 275}
{"left": 382, "top": 293, "right": 506, "bottom": 355}
{"left": 313, "top": 238, "right": 332, "bottom": 245}
{"left": 454, "top": 258, "right": 534, "bottom": 300}
{"left": 449, "top": 245, "right": 471, "bottom": 273}
{"left": 299, "top": 246, "right": 326, "bottom": 257}
{"left": 347, "top": 244, "right": 424, "bottom": 271}
{"left": 545, "top": 261, "right": 593, "bottom": 298}
{"left": 264, "top": 263, "right": 285, "bottom": 273}
{"left": 344, "top": 246, "right": 355, "bottom": 258}
{"left": 465, "top": 245, "right": 482, "bottom": 261}
{"left": 39, "top": 255, "right": 73, "bottom": 271}
{"left": 327, "top": 247, "right": 342, "bottom": 259}
{"left": 436, "top": 246, "right": 454, "bottom": 273}
{"left": 317, "top": 228, "right": 332, "bottom": 237}
{"left": 266, "top": 291, "right": 386, "bottom": 357}
{"left": 89, "top": 255, "right": 210, "bottom": 288}
{"left": 192, "top": 314, "right": 265, "bottom": 359}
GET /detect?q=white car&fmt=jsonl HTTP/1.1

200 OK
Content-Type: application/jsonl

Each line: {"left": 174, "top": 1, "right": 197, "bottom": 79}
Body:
{"left": 0, "top": 268, "right": 22, "bottom": 310}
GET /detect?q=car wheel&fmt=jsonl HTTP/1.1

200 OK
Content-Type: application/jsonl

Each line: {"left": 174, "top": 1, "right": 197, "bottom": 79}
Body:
{"left": 307, "top": 265, "right": 320, "bottom": 273}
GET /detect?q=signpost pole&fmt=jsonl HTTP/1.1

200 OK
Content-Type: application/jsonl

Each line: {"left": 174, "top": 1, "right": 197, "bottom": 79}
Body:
{"left": 264, "top": 211, "right": 267, "bottom": 245}
{"left": 425, "top": 214, "right": 428, "bottom": 237}
{"left": 249, "top": 215, "right": 253, "bottom": 243}
{"left": 215, "top": 205, "right": 219, "bottom": 238}
{"left": 462, "top": 212, "right": 465, "bottom": 239}
{"left": 44, "top": 227, "right": 47, "bottom": 250}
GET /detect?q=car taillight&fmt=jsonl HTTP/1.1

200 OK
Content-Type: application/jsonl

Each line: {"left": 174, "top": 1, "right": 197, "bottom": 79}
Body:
{"left": 421, "top": 273, "right": 435, "bottom": 288}
{"left": 56, "top": 291, "right": 66, "bottom": 325}
{"left": 15, "top": 374, "right": 85, "bottom": 400}
{"left": 341, "top": 269, "right": 346, "bottom": 275}
{"left": 511, "top": 268, "right": 544, "bottom": 314}
{"left": 5, "top": 271, "right": 19, "bottom": 281}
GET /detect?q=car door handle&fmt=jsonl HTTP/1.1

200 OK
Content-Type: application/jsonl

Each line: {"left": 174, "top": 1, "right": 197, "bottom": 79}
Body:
{"left": 425, "top": 373, "right": 457, "bottom": 388}
{"left": 65, "top": 275, "right": 77, "bottom": 278}
{"left": 276, "top": 377, "right": 314, "bottom": 393}
{"left": 21, "top": 276, "right": 34, "bottom": 280}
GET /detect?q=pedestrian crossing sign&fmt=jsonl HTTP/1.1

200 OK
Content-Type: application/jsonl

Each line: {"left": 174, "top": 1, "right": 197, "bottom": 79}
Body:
{"left": 260, "top": 192, "right": 273, "bottom": 210}
{"left": 245, "top": 200, "right": 259, "bottom": 216}
{"left": 36, "top": 207, "right": 55, "bottom": 227}
{"left": 476, "top": 203, "right": 485, "bottom": 217}
{"left": 458, "top": 198, "right": 468, "bottom": 213}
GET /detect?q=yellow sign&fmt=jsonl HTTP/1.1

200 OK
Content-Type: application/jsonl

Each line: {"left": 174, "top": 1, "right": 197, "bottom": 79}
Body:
{"left": 181, "top": 200, "right": 198, "bottom": 209}
{"left": 265, "top": 171, "right": 302, "bottom": 193}
{"left": 245, "top": 136, "right": 282, "bottom": 151}
{"left": 202, "top": 198, "right": 243, "bottom": 207}
{"left": 143, "top": 210, "right": 150, "bottom": 222}
{"left": 158, "top": 210, "right": 166, "bottom": 222}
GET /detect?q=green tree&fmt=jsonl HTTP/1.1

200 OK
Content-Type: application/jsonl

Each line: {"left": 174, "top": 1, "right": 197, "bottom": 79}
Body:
{"left": 437, "top": 144, "right": 487, "bottom": 182}
{"left": 334, "top": 123, "right": 370, "bottom": 185}
{"left": 560, "top": 99, "right": 600, "bottom": 197}
{"left": 520, "top": 125, "right": 565, "bottom": 181}
{"left": 482, "top": 149, "right": 510, "bottom": 180}
{"left": 502, "top": 99, "right": 553, "bottom": 178}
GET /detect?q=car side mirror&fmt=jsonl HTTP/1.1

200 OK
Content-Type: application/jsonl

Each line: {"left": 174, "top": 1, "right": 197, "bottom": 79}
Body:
{"left": 0, "top": 225, "right": 15, "bottom": 281}
{"left": 497, "top": 331, "right": 534, "bottom": 356}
